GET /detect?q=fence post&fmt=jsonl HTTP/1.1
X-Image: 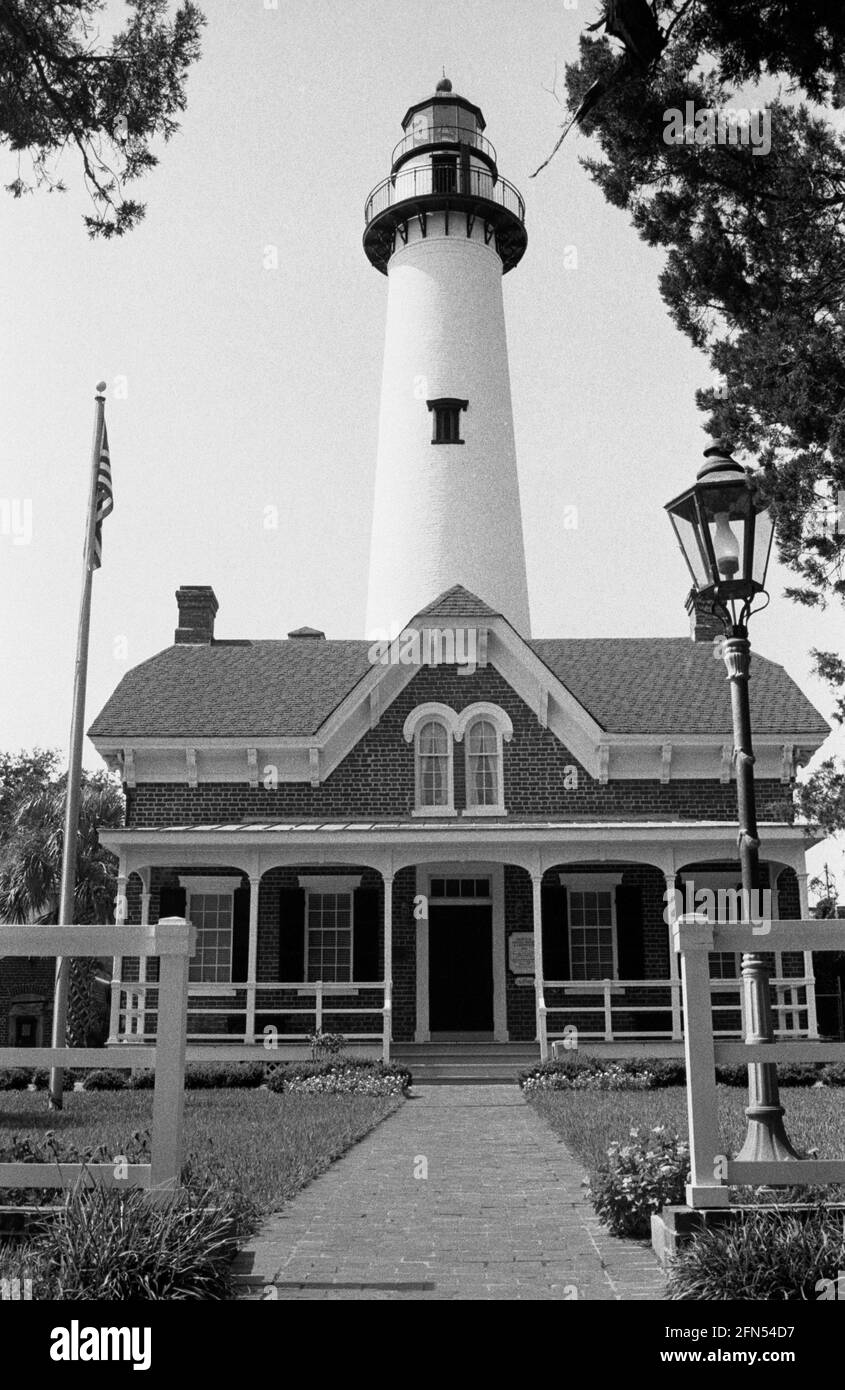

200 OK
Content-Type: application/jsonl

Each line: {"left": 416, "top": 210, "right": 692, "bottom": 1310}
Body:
{"left": 675, "top": 913, "right": 730, "bottom": 1209}
{"left": 149, "top": 918, "right": 194, "bottom": 1196}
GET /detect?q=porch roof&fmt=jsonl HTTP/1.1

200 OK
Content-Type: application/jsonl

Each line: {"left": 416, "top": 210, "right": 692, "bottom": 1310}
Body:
{"left": 105, "top": 811, "right": 811, "bottom": 834}
{"left": 102, "top": 820, "right": 816, "bottom": 875}
{"left": 109, "top": 818, "right": 803, "bottom": 835}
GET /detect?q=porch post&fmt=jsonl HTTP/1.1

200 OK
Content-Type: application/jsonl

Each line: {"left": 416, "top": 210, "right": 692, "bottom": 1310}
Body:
{"left": 664, "top": 872, "right": 683, "bottom": 1042}
{"left": 245, "top": 874, "right": 261, "bottom": 1044}
{"left": 382, "top": 872, "right": 393, "bottom": 1063}
{"left": 137, "top": 872, "right": 151, "bottom": 1040}
{"left": 108, "top": 856, "right": 128, "bottom": 1045}
{"left": 531, "top": 873, "right": 548, "bottom": 1061}
{"left": 795, "top": 869, "right": 819, "bottom": 1040}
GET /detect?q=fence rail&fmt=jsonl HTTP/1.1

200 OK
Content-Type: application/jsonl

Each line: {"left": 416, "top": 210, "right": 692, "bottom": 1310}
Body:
{"left": 675, "top": 915, "right": 845, "bottom": 1207}
{"left": 0, "top": 918, "right": 193, "bottom": 1198}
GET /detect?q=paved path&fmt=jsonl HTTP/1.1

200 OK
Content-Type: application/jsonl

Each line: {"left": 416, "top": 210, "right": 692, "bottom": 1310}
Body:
{"left": 234, "top": 1086, "right": 665, "bottom": 1301}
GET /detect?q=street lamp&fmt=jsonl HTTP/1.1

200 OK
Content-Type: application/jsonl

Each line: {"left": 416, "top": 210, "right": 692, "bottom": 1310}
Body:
{"left": 665, "top": 441, "right": 800, "bottom": 1163}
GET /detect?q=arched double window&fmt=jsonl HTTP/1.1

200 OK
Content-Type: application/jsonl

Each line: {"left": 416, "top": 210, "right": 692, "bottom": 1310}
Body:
{"left": 404, "top": 702, "right": 513, "bottom": 815}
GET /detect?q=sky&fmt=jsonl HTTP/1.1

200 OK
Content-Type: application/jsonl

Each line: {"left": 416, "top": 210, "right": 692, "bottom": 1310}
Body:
{"left": 1, "top": 0, "right": 843, "bottom": 895}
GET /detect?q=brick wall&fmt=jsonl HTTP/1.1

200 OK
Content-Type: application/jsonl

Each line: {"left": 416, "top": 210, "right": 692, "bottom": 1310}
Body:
{"left": 0, "top": 959, "right": 55, "bottom": 1047}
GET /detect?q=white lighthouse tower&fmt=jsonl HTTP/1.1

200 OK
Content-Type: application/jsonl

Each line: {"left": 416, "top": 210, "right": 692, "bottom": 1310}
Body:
{"left": 364, "top": 78, "right": 532, "bottom": 637}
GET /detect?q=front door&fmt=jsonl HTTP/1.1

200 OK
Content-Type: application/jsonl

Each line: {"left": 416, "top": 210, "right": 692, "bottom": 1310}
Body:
{"left": 428, "top": 904, "right": 493, "bottom": 1032}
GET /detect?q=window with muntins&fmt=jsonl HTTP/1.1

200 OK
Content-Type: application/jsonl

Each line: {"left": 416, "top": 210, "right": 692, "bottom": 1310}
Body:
{"left": 430, "top": 877, "right": 491, "bottom": 900}
{"left": 427, "top": 397, "right": 467, "bottom": 445}
{"left": 569, "top": 889, "right": 616, "bottom": 980}
{"left": 306, "top": 891, "right": 352, "bottom": 982}
{"left": 188, "top": 893, "right": 233, "bottom": 983}
{"left": 465, "top": 718, "right": 501, "bottom": 809}
{"left": 417, "top": 719, "right": 451, "bottom": 807}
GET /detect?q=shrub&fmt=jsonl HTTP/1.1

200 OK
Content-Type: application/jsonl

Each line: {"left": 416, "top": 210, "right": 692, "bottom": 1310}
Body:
{"left": 520, "top": 1055, "right": 686, "bottom": 1092}
{"left": 715, "top": 1061, "right": 825, "bottom": 1087}
{"left": 81, "top": 1069, "right": 128, "bottom": 1091}
{"left": 588, "top": 1125, "right": 690, "bottom": 1238}
{"left": 0, "top": 1068, "right": 32, "bottom": 1090}
{"left": 10, "top": 1180, "right": 242, "bottom": 1300}
{"left": 523, "top": 1063, "right": 654, "bottom": 1093}
{"left": 127, "top": 1068, "right": 156, "bottom": 1089}
{"left": 308, "top": 1031, "right": 346, "bottom": 1059}
{"left": 184, "top": 1062, "right": 267, "bottom": 1089}
{"left": 821, "top": 1062, "right": 845, "bottom": 1087}
{"left": 667, "top": 1206, "right": 845, "bottom": 1301}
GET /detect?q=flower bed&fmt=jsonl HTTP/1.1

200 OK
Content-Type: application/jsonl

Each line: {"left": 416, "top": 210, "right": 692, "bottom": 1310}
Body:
{"left": 265, "top": 1058, "right": 411, "bottom": 1096}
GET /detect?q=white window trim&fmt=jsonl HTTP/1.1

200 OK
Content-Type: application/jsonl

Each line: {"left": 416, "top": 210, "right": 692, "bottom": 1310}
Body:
{"left": 300, "top": 878, "right": 359, "bottom": 985}
{"left": 404, "top": 704, "right": 457, "bottom": 816}
{"left": 179, "top": 875, "right": 242, "bottom": 990}
{"left": 561, "top": 877, "right": 621, "bottom": 982}
{"left": 458, "top": 705, "right": 512, "bottom": 816}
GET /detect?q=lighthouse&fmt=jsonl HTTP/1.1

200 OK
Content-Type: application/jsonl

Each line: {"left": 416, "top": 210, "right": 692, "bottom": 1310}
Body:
{"left": 364, "top": 78, "right": 532, "bottom": 637}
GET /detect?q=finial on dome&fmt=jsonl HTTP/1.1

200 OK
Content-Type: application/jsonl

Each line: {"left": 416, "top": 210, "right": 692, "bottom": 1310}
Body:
{"left": 436, "top": 75, "right": 452, "bottom": 93}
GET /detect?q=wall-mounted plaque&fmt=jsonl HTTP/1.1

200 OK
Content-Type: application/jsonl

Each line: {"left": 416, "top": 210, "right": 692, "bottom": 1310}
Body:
{"left": 508, "top": 932, "right": 535, "bottom": 976}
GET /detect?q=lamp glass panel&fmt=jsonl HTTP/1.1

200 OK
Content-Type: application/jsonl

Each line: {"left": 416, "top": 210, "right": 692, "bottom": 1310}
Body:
{"left": 751, "top": 505, "right": 775, "bottom": 588}
{"left": 699, "top": 482, "right": 749, "bottom": 583}
{"left": 669, "top": 505, "right": 711, "bottom": 588}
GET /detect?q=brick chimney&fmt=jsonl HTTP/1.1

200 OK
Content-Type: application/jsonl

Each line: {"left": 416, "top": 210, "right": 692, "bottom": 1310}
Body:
{"left": 685, "top": 589, "right": 725, "bottom": 644}
{"left": 175, "top": 586, "right": 219, "bottom": 644}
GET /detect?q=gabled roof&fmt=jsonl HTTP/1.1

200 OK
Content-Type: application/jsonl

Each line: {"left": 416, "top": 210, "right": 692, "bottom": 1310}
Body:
{"left": 417, "top": 585, "right": 502, "bottom": 619}
{"left": 88, "top": 582, "right": 829, "bottom": 742}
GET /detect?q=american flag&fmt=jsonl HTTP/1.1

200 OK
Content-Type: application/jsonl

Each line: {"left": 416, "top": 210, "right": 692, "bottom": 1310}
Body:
{"left": 92, "top": 422, "right": 113, "bottom": 569}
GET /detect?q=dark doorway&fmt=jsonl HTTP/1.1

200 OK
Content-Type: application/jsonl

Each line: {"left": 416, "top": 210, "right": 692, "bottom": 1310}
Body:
{"left": 432, "top": 154, "right": 458, "bottom": 194}
{"left": 12, "top": 1014, "right": 39, "bottom": 1045}
{"left": 429, "top": 904, "right": 493, "bottom": 1031}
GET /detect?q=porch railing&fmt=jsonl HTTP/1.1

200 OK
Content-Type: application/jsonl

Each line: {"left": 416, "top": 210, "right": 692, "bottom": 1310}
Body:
{"left": 542, "top": 975, "right": 817, "bottom": 1045}
{"left": 113, "top": 979, "right": 392, "bottom": 1062}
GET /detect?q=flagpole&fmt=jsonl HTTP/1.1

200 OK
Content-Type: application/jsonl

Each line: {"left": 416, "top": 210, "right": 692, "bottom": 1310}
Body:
{"left": 49, "top": 381, "right": 108, "bottom": 1111}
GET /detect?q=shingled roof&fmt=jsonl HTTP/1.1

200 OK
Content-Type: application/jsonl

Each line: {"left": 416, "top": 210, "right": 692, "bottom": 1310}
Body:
{"left": 89, "top": 591, "right": 829, "bottom": 742}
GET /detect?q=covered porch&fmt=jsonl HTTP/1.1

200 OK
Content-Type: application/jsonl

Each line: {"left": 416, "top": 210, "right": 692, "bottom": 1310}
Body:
{"left": 100, "top": 819, "right": 819, "bottom": 1061}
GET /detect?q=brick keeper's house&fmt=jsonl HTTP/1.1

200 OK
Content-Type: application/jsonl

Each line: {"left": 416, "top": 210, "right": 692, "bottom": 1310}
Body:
{"left": 84, "top": 79, "right": 831, "bottom": 1079}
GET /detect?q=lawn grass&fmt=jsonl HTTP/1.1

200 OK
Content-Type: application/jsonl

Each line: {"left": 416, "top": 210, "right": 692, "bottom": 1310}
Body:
{"left": 0, "top": 1089, "right": 402, "bottom": 1214}
{"left": 529, "top": 1086, "right": 845, "bottom": 1174}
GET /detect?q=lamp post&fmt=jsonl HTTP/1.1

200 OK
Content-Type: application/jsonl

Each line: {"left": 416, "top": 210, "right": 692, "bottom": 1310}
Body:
{"left": 665, "top": 441, "right": 801, "bottom": 1163}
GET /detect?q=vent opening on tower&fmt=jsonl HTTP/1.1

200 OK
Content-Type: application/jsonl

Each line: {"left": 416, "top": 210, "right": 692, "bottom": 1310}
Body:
{"left": 428, "top": 397, "right": 467, "bottom": 445}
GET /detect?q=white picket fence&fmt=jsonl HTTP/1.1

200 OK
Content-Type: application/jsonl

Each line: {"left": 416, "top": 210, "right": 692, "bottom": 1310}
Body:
{"left": 675, "top": 913, "right": 845, "bottom": 1207}
{"left": 0, "top": 917, "right": 194, "bottom": 1198}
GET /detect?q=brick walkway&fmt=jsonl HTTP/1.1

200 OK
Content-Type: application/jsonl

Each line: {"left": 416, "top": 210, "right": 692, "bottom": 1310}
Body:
{"left": 234, "top": 1085, "right": 665, "bottom": 1300}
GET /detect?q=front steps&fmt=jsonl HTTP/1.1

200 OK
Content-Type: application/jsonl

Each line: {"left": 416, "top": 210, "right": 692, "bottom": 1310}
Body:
{"left": 392, "top": 1041, "right": 540, "bottom": 1085}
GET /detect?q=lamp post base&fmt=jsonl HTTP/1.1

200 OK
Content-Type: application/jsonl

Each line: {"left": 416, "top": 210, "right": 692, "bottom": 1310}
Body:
{"left": 735, "top": 1105, "right": 803, "bottom": 1163}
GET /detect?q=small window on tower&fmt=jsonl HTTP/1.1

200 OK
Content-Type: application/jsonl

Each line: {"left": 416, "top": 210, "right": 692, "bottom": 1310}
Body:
{"left": 428, "top": 397, "right": 467, "bottom": 446}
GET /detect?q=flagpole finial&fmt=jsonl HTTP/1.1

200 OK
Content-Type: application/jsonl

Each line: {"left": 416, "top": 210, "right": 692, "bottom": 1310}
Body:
{"left": 95, "top": 380, "right": 107, "bottom": 396}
